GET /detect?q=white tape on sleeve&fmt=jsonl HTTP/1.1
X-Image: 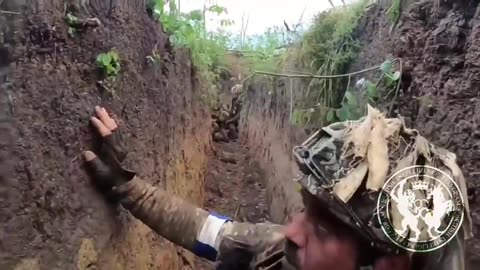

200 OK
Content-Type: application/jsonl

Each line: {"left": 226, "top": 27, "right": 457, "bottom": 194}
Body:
{"left": 193, "top": 214, "right": 230, "bottom": 260}
{"left": 198, "top": 214, "right": 227, "bottom": 248}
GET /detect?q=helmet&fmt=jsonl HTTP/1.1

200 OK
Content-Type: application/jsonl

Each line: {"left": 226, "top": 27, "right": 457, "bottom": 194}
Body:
{"left": 292, "top": 105, "right": 472, "bottom": 269}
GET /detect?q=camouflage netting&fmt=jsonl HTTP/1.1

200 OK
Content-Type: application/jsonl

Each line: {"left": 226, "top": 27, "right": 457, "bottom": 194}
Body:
{"left": 332, "top": 105, "right": 472, "bottom": 238}
{"left": 317, "top": 105, "right": 473, "bottom": 269}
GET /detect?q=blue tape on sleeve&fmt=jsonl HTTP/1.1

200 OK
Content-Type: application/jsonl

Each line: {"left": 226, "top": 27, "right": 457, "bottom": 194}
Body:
{"left": 192, "top": 213, "right": 231, "bottom": 261}
{"left": 193, "top": 241, "right": 218, "bottom": 261}
{"left": 210, "top": 212, "right": 232, "bottom": 222}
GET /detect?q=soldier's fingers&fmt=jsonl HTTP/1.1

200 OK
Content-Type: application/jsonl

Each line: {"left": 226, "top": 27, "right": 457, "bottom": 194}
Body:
{"left": 83, "top": 151, "right": 110, "bottom": 175}
{"left": 83, "top": 150, "right": 115, "bottom": 188}
{"left": 91, "top": 116, "right": 112, "bottom": 137}
{"left": 95, "top": 106, "right": 118, "bottom": 131}
{"left": 101, "top": 107, "right": 118, "bottom": 130}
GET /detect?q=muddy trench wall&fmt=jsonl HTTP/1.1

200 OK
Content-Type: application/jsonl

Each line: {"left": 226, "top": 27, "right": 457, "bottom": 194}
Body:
{"left": 1, "top": 0, "right": 211, "bottom": 269}
{"left": 240, "top": 78, "right": 305, "bottom": 223}
{"left": 240, "top": 0, "right": 480, "bottom": 268}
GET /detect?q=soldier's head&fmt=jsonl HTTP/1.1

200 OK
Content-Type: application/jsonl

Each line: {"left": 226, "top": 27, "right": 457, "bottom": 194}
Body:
{"left": 282, "top": 188, "right": 411, "bottom": 270}
{"left": 283, "top": 106, "right": 471, "bottom": 270}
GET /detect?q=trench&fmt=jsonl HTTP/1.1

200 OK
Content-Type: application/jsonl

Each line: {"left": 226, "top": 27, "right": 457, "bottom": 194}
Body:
{"left": 2, "top": 0, "right": 480, "bottom": 269}
{"left": 0, "top": 1, "right": 287, "bottom": 269}
{"left": 196, "top": 138, "right": 270, "bottom": 269}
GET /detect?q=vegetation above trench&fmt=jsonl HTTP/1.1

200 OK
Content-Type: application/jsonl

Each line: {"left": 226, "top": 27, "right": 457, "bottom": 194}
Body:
{"left": 143, "top": 0, "right": 404, "bottom": 129}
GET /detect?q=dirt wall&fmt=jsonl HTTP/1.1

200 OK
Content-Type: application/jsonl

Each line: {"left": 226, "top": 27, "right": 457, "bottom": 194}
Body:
{"left": 240, "top": 77, "right": 305, "bottom": 223}
{"left": 1, "top": 1, "right": 211, "bottom": 269}
{"left": 241, "top": 0, "right": 480, "bottom": 268}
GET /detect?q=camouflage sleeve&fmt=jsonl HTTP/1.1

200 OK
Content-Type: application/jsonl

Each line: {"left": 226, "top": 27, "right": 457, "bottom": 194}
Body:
{"left": 214, "top": 221, "right": 287, "bottom": 269}
{"left": 114, "top": 177, "right": 221, "bottom": 260}
{"left": 113, "top": 176, "right": 287, "bottom": 265}
{"left": 217, "top": 222, "right": 284, "bottom": 253}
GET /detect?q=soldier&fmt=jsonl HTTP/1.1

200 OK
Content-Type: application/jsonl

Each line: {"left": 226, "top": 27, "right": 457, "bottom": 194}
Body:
{"left": 82, "top": 106, "right": 470, "bottom": 270}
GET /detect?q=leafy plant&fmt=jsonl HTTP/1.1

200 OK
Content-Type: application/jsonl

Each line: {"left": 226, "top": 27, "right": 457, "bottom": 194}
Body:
{"left": 333, "top": 59, "right": 402, "bottom": 122}
{"left": 150, "top": 0, "right": 232, "bottom": 109}
{"left": 65, "top": 13, "right": 78, "bottom": 25}
{"left": 366, "top": 80, "right": 379, "bottom": 101}
{"left": 65, "top": 13, "right": 78, "bottom": 37}
{"left": 230, "top": 24, "right": 305, "bottom": 73}
{"left": 289, "top": 0, "right": 369, "bottom": 125}
{"left": 96, "top": 50, "right": 121, "bottom": 78}
{"left": 387, "top": 0, "right": 402, "bottom": 23}
{"left": 380, "top": 59, "right": 401, "bottom": 82}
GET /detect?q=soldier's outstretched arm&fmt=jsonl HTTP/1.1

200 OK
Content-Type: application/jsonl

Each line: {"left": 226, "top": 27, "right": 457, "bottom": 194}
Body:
{"left": 83, "top": 106, "right": 285, "bottom": 264}
{"left": 114, "top": 175, "right": 213, "bottom": 257}
{"left": 85, "top": 153, "right": 284, "bottom": 263}
{"left": 116, "top": 173, "right": 242, "bottom": 261}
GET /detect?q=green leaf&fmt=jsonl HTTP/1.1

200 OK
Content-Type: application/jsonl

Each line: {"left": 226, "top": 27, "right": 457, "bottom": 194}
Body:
{"left": 366, "top": 81, "right": 378, "bottom": 98}
{"left": 326, "top": 109, "right": 335, "bottom": 122}
{"left": 208, "top": 5, "right": 227, "bottom": 15}
{"left": 96, "top": 53, "right": 105, "bottom": 64}
{"left": 385, "top": 75, "right": 396, "bottom": 87}
{"left": 106, "top": 65, "right": 116, "bottom": 76}
{"left": 68, "top": 27, "right": 76, "bottom": 37}
{"left": 110, "top": 51, "right": 119, "bottom": 62}
{"left": 100, "top": 54, "right": 112, "bottom": 66}
{"left": 391, "top": 71, "right": 401, "bottom": 81}
{"left": 221, "top": 19, "right": 233, "bottom": 26}
{"left": 380, "top": 60, "right": 393, "bottom": 74}
{"left": 168, "top": 0, "right": 177, "bottom": 13}
{"left": 187, "top": 10, "right": 203, "bottom": 21}
{"left": 336, "top": 105, "right": 351, "bottom": 121}
{"left": 154, "top": 0, "right": 165, "bottom": 15}
{"left": 66, "top": 13, "right": 78, "bottom": 25}
{"left": 291, "top": 110, "right": 303, "bottom": 125}
{"left": 345, "top": 91, "right": 357, "bottom": 106}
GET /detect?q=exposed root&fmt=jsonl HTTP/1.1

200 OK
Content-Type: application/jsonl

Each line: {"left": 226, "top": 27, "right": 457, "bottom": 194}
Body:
{"left": 67, "top": 17, "right": 101, "bottom": 29}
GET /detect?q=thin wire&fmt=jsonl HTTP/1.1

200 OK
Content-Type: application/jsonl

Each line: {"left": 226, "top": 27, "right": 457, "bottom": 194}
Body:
{"left": 241, "top": 58, "right": 403, "bottom": 116}
{"left": 0, "top": 10, "right": 20, "bottom": 15}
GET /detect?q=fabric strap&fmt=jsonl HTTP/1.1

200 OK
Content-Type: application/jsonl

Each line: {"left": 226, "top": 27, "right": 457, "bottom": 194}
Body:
{"left": 193, "top": 213, "right": 231, "bottom": 261}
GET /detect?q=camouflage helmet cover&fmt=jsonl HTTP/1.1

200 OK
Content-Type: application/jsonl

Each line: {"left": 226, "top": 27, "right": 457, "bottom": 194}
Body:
{"left": 292, "top": 106, "right": 472, "bottom": 268}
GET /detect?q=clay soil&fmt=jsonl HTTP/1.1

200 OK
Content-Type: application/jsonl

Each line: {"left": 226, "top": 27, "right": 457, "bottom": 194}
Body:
{"left": 393, "top": 2, "right": 480, "bottom": 267}
{"left": 204, "top": 142, "right": 269, "bottom": 224}
{"left": 1, "top": 1, "right": 211, "bottom": 269}
{"left": 195, "top": 70, "right": 269, "bottom": 269}
{"left": 195, "top": 140, "right": 269, "bottom": 269}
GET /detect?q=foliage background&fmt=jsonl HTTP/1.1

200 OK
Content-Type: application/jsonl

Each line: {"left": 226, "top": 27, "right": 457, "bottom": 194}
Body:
{"left": 149, "top": 0, "right": 402, "bottom": 127}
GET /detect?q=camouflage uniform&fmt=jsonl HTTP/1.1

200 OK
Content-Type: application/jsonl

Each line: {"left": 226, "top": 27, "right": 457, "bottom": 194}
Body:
{"left": 85, "top": 126, "right": 292, "bottom": 269}
{"left": 85, "top": 106, "right": 472, "bottom": 270}
{"left": 113, "top": 176, "right": 292, "bottom": 269}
